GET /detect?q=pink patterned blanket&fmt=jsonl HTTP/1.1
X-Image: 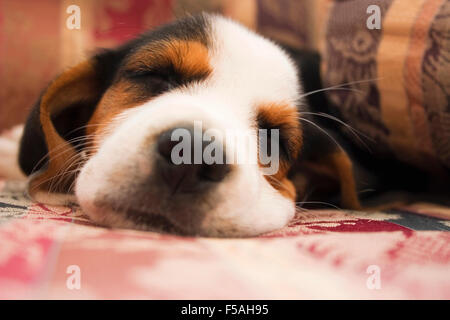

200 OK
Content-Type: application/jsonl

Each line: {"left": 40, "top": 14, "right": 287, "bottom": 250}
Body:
{"left": 0, "top": 179, "right": 449, "bottom": 299}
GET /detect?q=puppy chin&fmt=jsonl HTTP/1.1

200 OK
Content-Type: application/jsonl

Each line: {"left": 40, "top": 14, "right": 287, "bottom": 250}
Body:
{"left": 75, "top": 163, "right": 295, "bottom": 238}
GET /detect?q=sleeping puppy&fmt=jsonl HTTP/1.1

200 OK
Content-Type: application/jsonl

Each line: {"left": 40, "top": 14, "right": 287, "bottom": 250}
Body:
{"left": 17, "top": 13, "right": 366, "bottom": 237}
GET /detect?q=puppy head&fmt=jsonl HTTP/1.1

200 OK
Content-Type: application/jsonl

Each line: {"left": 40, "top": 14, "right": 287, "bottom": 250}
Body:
{"left": 19, "top": 14, "right": 302, "bottom": 237}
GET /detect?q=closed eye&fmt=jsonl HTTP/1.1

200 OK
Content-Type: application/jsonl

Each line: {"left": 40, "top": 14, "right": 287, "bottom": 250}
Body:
{"left": 256, "top": 103, "right": 302, "bottom": 164}
{"left": 125, "top": 68, "right": 169, "bottom": 79}
{"left": 124, "top": 67, "right": 178, "bottom": 95}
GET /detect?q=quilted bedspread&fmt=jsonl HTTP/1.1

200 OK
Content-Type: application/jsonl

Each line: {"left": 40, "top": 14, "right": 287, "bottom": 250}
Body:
{"left": 0, "top": 178, "right": 449, "bottom": 299}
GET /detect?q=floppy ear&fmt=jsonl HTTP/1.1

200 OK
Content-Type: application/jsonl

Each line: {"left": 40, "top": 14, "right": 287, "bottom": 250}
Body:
{"left": 293, "top": 119, "right": 362, "bottom": 210}
{"left": 282, "top": 46, "right": 361, "bottom": 209}
{"left": 18, "top": 52, "right": 117, "bottom": 202}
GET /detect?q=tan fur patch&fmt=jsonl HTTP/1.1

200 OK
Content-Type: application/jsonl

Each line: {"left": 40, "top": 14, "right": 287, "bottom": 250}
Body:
{"left": 325, "top": 151, "right": 361, "bottom": 210}
{"left": 125, "top": 40, "right": 211, "bottom": 80}
{"left": 257, "top": 103, "right": 302, "bottom": 200}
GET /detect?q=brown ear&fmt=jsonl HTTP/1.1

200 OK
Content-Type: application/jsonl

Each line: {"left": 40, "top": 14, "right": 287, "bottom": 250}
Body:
{"left": 19, "top": 57, "right": 114, "bottom": 198}
{"left": 293, "top": 119, "right": 362, "bottom": 210}
{"left": 307, "top": 150, "right": 361, "bottom": 209}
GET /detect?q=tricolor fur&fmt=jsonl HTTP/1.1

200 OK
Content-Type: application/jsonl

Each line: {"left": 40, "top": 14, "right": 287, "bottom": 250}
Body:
{"left": 17, "top": 14, "right": 363, "bottom": 237}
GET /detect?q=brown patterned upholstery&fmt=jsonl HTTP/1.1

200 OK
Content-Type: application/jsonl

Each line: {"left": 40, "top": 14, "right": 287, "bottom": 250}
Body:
{"left": 322, "top": 0, "right": 450, "bottom": 172}
{"left": 259, "top": 0, "right": 450, "bottom": 173}
{"left": 2, "top": 0, "right": 449, "bottom": 175}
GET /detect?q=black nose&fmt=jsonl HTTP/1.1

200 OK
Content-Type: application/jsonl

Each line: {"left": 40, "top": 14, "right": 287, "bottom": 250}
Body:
{"left": 156, "top": 126, "right": 230, "bottom": 193}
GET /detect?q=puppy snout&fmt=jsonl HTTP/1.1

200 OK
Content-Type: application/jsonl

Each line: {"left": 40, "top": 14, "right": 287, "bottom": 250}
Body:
{"left": 156, "top": 126, "right": 230, "bottom": 193}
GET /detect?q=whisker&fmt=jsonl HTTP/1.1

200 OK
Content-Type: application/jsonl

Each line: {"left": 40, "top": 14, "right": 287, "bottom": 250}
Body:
{"left": 30, "top": 139, "right": 93, "bottom": 177}
{"left": 31, "top": 145, "right": 98, "bottom": 194}
{"left": 265, "top": 175, "right": 292, "bottom": 195}
{"left": 29, "top": 135, "right": 97, "bottom": 175}
{"left": 48, "top": 152, "right": 83, "bottom": 194}
{"left": 295, "top": 188, "right": 315, "bottom": 211}
{"left": 300, "top": 112, "right": 373, "bottom": 152}
{"left": 295, "top": 201, "right": 342, "bottom": 210}
{"left": 301, "top": 87, "right": 364, "bottom": 99}
{"left": 300, "top": 77, "right": 382, "bottom": 99}
{"left": 67, "top": 157, "right": 89, "bottom": 193}
{"left": 299, "top": 118, "right": 343, "bottom": 151}
{"left": 62, "top": 123, "right": 105, "bottom": 139}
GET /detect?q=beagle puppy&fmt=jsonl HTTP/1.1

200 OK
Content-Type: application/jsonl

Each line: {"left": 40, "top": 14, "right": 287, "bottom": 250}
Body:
{"left": 17, "top": 13, "right": 374, "bottom": 237}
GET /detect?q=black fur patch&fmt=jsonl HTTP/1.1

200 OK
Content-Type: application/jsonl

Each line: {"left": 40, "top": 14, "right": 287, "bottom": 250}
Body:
{"left": 18, "top": 96, "right": 48, "bottom": 175}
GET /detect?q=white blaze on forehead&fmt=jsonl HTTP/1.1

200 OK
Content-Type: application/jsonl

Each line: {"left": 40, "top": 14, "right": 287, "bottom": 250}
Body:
{"left": 207, "top": 15, "right": 301, "bottom": 110}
